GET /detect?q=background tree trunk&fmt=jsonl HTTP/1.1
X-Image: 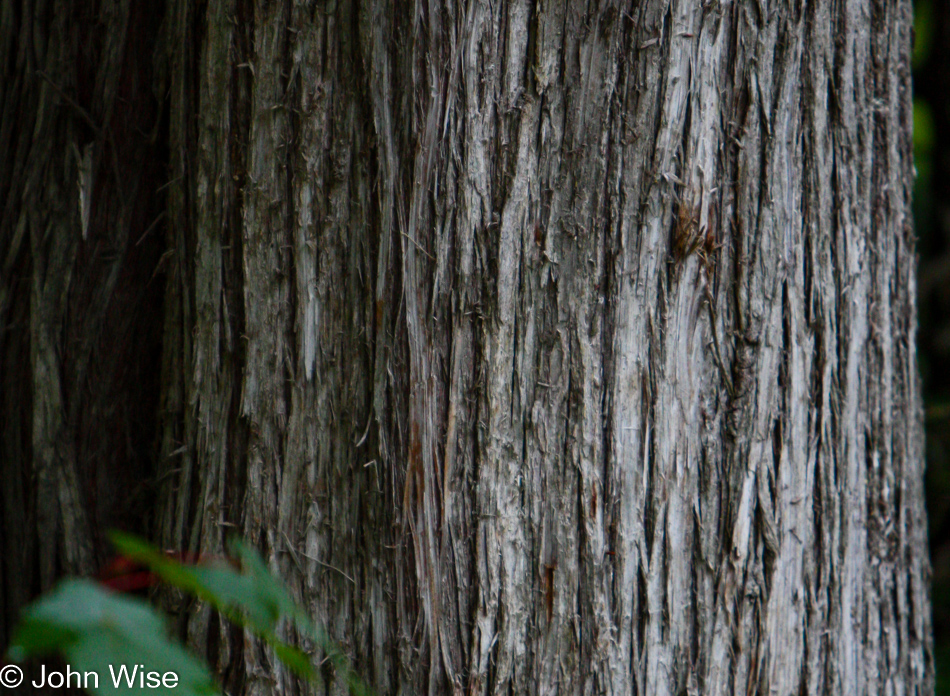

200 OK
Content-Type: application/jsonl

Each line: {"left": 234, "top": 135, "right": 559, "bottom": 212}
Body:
{"left": 0, "top": 0, "right": 167, "bottom": 646}
{"left": 0, "top": 0, "right": 933, "bottom": 695}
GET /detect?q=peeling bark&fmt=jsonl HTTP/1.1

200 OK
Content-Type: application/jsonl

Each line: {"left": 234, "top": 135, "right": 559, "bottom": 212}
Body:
{"left": 0, "top": 0, "right": 932, "bottom": 694}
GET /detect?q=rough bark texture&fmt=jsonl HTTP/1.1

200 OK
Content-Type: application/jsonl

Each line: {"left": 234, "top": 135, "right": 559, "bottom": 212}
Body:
{"left": 0, "top": 0, "right": 166, "bottom": 648}
{"left": 0, "top": 0, "right": 932, "bottom": 695}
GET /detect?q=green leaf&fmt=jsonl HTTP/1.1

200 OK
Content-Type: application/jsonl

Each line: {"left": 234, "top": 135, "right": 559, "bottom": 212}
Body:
{"left": 8, "top": 580, "right": 218, "bottom": 696}
{"left": 109, "top": 532, "right": 372, "bottom": 696}
{"left": 271, "top": 642, "right": 316, "bottom": 681}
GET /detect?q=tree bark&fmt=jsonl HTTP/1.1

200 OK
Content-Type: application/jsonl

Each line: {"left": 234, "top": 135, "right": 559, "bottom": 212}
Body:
{"left": 0, "top": 0, "right": 166, "bottom": 649}
{"left": 0, "top": 0, "right": 932, "bottom": 695}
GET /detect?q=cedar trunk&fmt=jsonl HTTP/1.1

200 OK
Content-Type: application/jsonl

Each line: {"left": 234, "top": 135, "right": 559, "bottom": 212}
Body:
{"left": 0, "top": 0, "right": 933, "bottom": 695}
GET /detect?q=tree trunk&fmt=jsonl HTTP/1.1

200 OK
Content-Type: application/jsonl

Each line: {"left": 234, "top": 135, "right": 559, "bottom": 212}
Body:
{"left": 0, "top": 0, "right": 167, "bottom": 645}
{"left": 0, "top": 0, "right": 933, "bottom": 695}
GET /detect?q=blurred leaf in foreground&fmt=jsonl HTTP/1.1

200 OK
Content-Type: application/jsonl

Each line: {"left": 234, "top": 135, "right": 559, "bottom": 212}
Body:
{"left": 8, "top": 579, "right": 217, "bottom": 696}
{"left": 110, "top": 533, "right": 370, "bottom": 696}
{"left": 7, "top": 535, "right": 370, "bottom": 696}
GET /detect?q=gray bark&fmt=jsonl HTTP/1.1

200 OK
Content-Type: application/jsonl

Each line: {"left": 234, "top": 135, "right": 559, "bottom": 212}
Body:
{"left": 0, "top": 0, "right": 932, "bottom": 695}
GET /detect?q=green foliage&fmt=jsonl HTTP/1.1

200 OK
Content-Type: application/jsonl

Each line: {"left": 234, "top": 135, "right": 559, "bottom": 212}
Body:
{"left": 9, "top": 580, "right": 216, "bottom": 696}
{"left": 7, "top": 534, "right": 370, "bottom": 696}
